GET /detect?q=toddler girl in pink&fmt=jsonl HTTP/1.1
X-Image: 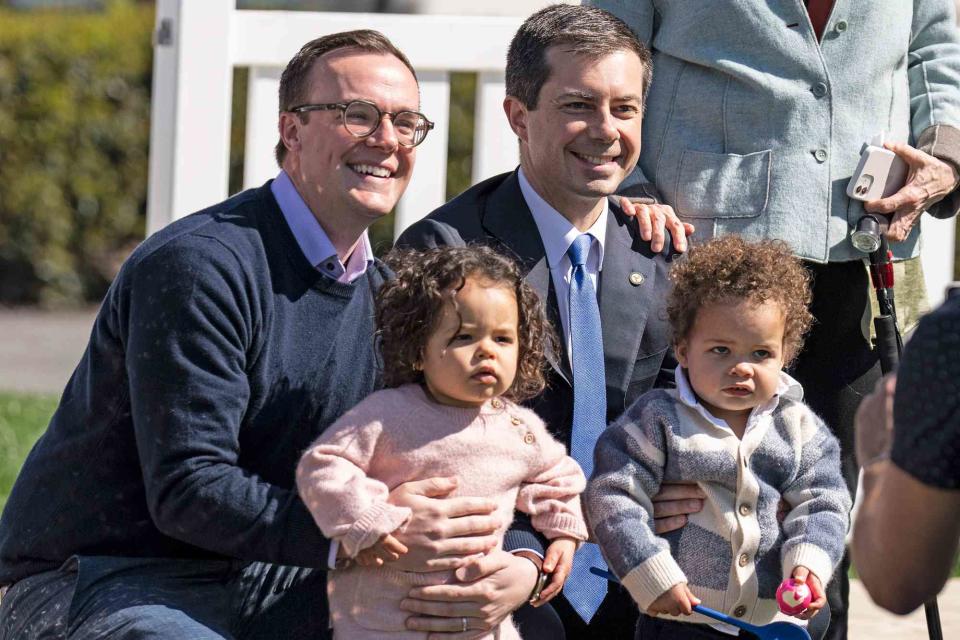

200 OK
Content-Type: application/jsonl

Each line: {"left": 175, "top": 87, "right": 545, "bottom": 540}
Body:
{"left": 296, "top": 246, "right": 588, "bottom": 639}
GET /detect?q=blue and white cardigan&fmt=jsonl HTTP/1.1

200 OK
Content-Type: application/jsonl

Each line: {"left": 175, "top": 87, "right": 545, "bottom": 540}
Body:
{"left": 585, "top": 368, "right": 851, "bottom": 629}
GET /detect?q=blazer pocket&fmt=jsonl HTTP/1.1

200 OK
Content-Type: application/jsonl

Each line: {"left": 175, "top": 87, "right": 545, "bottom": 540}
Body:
{"left": 674, "top": 149, "right": 772, "bottom": 219}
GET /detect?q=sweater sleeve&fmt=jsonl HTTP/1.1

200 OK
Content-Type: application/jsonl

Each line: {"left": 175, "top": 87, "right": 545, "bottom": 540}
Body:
{"left": 909, "top": 1, "right": 960, "bottom": 218}
{"left": 584, "top": 395, "right": 687, "bottom": 609}
{"left": 296, "top": 395, "right": 412, "bottom": 558}
{"left": 918, "top": 124, "right": 960, "bottom": 219}
{"left": 780, "top": 408, "right": 853, "bottom": 587}
{"left": 124, "top": 235, "right": 330, "bottom": 568}
{"left": 908, "top": 1, "right": 960, "bottom": 146}
{"left": 515, "top": 415, "right": 588, "bottom": 542}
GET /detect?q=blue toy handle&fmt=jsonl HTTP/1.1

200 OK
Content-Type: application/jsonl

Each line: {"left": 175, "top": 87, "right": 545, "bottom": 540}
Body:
{"left": 693, "top": 604, "right": 763, "bottom": 634}
{"left": 591, "top": 566, "right": 810, "bottom": 640}
{"left": 589, "top": 569, "right": 759, "bottom": 630}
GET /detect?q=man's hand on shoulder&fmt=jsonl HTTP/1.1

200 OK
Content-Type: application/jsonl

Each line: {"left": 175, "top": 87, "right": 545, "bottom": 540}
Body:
{"left": 619, "top": 196, "right": 693, "bottom": 254}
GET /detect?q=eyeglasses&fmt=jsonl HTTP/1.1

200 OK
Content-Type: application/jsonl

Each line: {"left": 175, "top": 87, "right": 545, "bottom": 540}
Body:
{"left": 288, "top": 99, "right": 434, "bottom": 148}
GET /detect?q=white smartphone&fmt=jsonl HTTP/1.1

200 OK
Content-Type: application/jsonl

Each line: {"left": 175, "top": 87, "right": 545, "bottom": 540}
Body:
{"left": 846, "top": 133, "right": 908, "bottom": 201}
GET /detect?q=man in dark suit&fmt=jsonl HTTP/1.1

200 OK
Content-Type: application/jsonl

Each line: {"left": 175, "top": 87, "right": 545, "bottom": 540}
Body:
{"left": 396, "top": 5, "right": 688, "bottom": 638}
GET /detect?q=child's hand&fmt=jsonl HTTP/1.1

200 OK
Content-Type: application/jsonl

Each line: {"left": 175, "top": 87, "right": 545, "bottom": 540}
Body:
{"left": 647, "top": 583, "right": 700, "bottom": 616}
{"left": 789, "top": 565, "right": 826, "bottom": 620}
{"left": 531, "top": 537, "right": 577, "bottom": 606}
{"left": 355, "top": 533, "right": 408, "bottom": 567}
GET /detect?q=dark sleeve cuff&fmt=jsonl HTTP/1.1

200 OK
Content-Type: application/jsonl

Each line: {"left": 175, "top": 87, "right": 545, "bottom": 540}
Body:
{"left": 280, "top": 499, "right": 333, "bottom": 569}
{"left": 616, "top": 181, "right": 663, "bottom": 204}
{"left": 503, "top": 514, "right": 547, "bottom": 556}
{"left": 917, "top": 124, "right": 960, "bottom": 219}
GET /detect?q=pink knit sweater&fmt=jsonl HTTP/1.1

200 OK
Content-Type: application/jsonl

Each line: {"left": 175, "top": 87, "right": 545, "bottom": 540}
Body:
{"left": 297, "top": 383, "right": 588, "bottom": 639}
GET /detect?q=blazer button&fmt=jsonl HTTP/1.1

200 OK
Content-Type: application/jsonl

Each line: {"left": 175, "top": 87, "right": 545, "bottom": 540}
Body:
{"left": 523, "top": 432, "right": 536, "bottom": 445}
{"left": 734, "top": 605, "right": 747, "bottom": 618}
{"left": 738, "top": 503, "right": 752, "bottom": 516}
{"left": 814, "top": 148, "right": 828, "bottom": 163}
{"left": 835, "top": 20, "right": 848, "bottom": 33}
{"left": 738, "top": 553, "right": 750, "bottom": 567}
{"left": 629, "top": 272, "right": 645, "bottom": 286}
{"left": 811, "top": 82, "right": 828, "bottom": 98}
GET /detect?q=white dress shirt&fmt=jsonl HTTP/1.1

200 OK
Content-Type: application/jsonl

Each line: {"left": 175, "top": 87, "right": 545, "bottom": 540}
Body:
{"left": 518, "top": 167, "right": 608, "bottom": 368}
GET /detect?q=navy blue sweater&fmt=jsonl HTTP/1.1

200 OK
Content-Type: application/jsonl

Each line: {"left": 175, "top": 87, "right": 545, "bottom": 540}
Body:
{"left": 0, "top": 183, "right": 386, "bottom": 584}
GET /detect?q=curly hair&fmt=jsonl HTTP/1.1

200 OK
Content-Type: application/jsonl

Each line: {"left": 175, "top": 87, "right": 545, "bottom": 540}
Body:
{"left": 667, "top": 236, "right": 813, "bottom": 364}
{"left": 377, "top": 245, "right": 555, "bottom": 402}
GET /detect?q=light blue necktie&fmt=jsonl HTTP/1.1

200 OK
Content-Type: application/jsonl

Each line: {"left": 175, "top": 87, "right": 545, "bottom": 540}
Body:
{"left": 563, "top": 233, "right": 608, "bottom": 623}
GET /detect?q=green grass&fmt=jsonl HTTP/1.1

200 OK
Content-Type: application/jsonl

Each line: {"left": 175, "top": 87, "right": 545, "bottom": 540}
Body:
{"left": 0, "top": 392, "right": 58, "bottom": 512}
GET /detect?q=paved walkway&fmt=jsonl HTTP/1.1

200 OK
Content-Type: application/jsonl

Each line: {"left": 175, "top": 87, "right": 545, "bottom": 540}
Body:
{"left": 0, "top": 306, "right": 98, "bottom": 394}
{"left": 0, "top": 308, "right": 956, "bottom": 638}
{"left": 849, "top": 579, "right": 958, "bottom": 640}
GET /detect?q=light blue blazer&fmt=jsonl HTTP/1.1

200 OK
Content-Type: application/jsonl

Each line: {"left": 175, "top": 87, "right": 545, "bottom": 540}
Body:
{"left": 592, "top": 0, "right": 960, "bottom": 262}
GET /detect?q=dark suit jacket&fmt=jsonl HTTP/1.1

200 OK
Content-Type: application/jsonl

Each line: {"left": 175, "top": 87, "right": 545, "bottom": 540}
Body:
{"left": 396, "top": 170, "right": 676, "bottom": 445}
{"left": 397, "top": 170, "right": 675, "bottom": 633}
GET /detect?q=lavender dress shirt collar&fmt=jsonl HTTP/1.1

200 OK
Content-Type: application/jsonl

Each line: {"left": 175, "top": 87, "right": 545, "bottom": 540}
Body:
{"left": 271, "top": 170, "right": 373, "bottom": 283}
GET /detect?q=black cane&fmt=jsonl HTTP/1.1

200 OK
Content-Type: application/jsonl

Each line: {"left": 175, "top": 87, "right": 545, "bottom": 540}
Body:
{"left": 857, "top": 216, "right": 943, "bottom": 640}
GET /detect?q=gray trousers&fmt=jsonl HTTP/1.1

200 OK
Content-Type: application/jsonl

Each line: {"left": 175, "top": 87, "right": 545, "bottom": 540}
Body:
{"left": 0, "top": 556, "right": 330, "bottom": 640}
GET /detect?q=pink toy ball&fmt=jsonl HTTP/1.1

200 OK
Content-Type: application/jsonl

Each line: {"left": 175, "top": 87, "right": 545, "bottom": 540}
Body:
{"left": 776, "top": 578, "right": 812, "bottom": 615}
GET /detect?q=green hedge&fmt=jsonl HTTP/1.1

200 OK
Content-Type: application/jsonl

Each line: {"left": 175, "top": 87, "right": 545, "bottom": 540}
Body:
{"left": 0, "top": 2, "right": 477, "bottom": 303}
{"left": 0, "top": 1, "right": 153, "bottom": 306}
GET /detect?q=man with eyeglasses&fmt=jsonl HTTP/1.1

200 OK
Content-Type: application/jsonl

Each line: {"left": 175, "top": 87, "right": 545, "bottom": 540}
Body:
{"left": 0, "top": 30, "right": 513, "bottom": 640}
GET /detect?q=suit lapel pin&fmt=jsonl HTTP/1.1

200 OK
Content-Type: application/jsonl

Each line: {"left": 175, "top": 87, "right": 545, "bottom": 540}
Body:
{"left": 629, "top": 272, "right": 645, "bottom": 286}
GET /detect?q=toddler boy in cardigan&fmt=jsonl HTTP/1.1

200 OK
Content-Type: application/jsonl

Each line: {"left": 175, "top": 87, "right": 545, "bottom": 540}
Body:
{"left": 585, "top": 236, "right": 851, "bottom": 639}
{"left": 297, "top": 246, "right": 588, "bottom": 639}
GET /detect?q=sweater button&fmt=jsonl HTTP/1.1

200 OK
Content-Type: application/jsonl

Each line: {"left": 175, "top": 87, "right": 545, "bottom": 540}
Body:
{"left": 814, "top": 148, "right": 828, "bottom": 163}
{"left": 491, "top": 399, "right": 504, "bottom": 409}
{"left": 523, "top": 433, "right": 536, "bottom": 445}
{"left": 738, "top": 553, "right": 750, "bottom": 567}
{"left": 811, "top": 82, "right": 828, "bottom": 98}
{"left": 738, "top": 504, "right": 752, "bottom": 516}
{"left": 835, "top": 20, "right": 848, "bottom": 33}
{"left": 511, "top": 416, "right": 522, "bottom": 425}
{"left": 734, "top": 605, "right": 747, "bottom": 618}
